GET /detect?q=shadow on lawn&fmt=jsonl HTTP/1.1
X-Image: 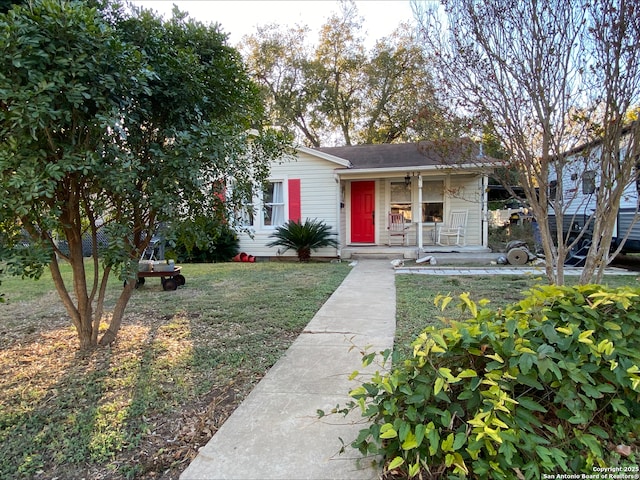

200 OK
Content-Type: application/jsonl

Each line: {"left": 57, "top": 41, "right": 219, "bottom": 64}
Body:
{"left": 0, "top": 315, "right": 230, "bottom": 480}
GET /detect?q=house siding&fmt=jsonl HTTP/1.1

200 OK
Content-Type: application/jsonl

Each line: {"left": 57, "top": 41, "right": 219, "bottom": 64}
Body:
{"left": 237, "top": 151, "right": 342, "bottom": 258}
{"left": 238, "top": 145, "right": 490, "bottom": 257}
{"left": 447, "top": 175, "right": 484, "bottom": 246}
{"left": 545, "top": 133, "right": 640, "bottom": 252}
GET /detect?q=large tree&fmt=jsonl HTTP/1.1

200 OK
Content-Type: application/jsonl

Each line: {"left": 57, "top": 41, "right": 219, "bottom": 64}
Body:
{"left": 360, "top": 24, "right": 466, "bottom": 143}
{"left": 242, "top": 23, "right": 324, "bottom": 147}
{"left": 311, "top": 0, "right": 366, "bottom": 145}
{"left": 415, "top": 0, "right": 640, "bottom": 284}
{"left": 0, "top": 0, "right": 290, "bottom": 349}
{"left": 242, "top": 0, "right": 458, "bottom": 146}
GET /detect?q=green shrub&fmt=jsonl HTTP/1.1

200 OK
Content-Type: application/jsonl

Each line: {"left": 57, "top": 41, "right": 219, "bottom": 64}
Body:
{"left": 166, "top": 217, "right": 239, "bottom": 263}
{"left": 341, "top": 284, "right": 640, "bottom": 479}
{"left": 266, "top": 218, "right": 339, "bottom": 262}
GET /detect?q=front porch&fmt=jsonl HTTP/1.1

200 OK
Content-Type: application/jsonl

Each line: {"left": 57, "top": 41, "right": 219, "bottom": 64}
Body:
{"left": 340, "top": 244, "right": 494, "bottom": 260}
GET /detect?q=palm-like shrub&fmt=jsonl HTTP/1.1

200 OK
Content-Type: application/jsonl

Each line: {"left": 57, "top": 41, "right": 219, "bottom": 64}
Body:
{"left": 266, "top": 219, "right": 339, "bottom": 262}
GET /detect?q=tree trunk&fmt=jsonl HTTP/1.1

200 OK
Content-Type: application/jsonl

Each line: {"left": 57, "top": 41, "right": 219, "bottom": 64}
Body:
{"left": 92, "top": 264, "right": 112, "bottom": 345}
{"left": 48, "top": 222, "right": 99, "bottom": 350}
{"left": 99, "top": 279, "right": 136, "bottom": 346}
{"left": 297, "top": 247, "right": 312, "bottom": 262}
{"left": 533, "top": 209, "right": 561, "bottom": 285}
{"left": 49, "top": 230, "right": 137, "bottom": 349}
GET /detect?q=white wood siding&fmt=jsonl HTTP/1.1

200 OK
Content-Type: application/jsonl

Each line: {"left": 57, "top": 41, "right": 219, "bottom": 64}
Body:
{"left": 447, "top": 175, "right": 484, "bottom": 246}
{"left": 238, "top": 151, "right": 341, "bottom": 258}
{"left": 239, "top": 148, "right": 487, "bottom": 257}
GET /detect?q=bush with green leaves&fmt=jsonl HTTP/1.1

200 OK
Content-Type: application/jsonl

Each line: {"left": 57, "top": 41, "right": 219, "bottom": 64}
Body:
{"left": 166, "top": 217, "right": 239, "bottom": 263}
{"left": 266, "top": 218, "right": 339, "bottom": 262}
{"left": 343, "top": 284, "right": 640, "bottom": 479}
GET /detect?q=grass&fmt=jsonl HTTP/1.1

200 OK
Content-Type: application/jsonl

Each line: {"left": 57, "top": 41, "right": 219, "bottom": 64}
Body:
{"left": 0, "top": 261, "right": 351, "bottom": 480}
{"left": 394, "top": 272, "right": 639, "bottom": 360}
{"left": 2, "top": 260, "right": 637, "bottom": 479}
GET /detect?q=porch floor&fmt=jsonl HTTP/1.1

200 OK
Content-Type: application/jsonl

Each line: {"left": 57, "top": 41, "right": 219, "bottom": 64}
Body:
{"left": 340, "top": 244, "right": 495, "bottom": 261}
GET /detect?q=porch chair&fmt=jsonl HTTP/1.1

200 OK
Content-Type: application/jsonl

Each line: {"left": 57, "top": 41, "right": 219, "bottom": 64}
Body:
{"left": 388, "top": 213, "right": 409, "bottom": 246}
{"left": 437, "top": 210, "right": 468, "bottom": 246}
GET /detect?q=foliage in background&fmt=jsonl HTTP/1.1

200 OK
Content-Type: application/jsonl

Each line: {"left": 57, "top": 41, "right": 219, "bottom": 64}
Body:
{"left": 241, "top": 1, "right": 467, "bottom": 146}
{"left": 166, "top": 217, "right": 239, "bottom": 263}
{"left": 266, "top": 218, "right": 339, "bottom": 261}
{"left": 394, "top": 274, "right": 538, "bottom": 362}
{"left": 342, "top": 284, "right": 640, "bottom": 478}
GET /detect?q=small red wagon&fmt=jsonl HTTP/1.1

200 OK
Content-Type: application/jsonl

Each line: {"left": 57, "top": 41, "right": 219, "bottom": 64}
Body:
{"left": 136, "top": 266, "right": 185, "bottom": 291}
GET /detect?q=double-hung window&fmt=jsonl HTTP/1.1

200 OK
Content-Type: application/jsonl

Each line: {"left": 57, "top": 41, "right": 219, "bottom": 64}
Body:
{"left": 263, "top": 180, "right": 285, "bottom": 227}
{"left": 422, "top": 180, "right": 444, "bottom": 222}
{"left": 390, "top": 181, "right": 412, "bottom": 221}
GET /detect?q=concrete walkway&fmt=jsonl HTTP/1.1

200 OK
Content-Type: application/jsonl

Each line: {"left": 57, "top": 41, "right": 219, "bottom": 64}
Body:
{"left": 180, "top": 260, "right": 396, "bottom": 480}
{"left": 180, "top": 259, "right": 637, "bottom": 480}
{"left": 395, "top": 265, "right": 638, "bottom": 275}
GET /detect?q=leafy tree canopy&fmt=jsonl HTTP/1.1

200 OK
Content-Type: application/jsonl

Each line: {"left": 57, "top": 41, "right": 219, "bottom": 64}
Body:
{"left": 241, "top": 0, "right": 466, "bottom": 146}
{"left": 0, "top": 0, "right": 292, "bottom": 348}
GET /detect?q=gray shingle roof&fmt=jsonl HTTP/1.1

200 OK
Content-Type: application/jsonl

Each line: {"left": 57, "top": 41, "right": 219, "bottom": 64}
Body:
{"left": 315, "top": 138, "right": 494, "bottom": 169}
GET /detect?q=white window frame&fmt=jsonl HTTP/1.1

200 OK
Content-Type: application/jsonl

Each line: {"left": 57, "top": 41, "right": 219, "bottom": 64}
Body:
{"left": 389, "top": 181, "right": 412, "bottom": 222}
{"left": 421, "top": 179, "right": 444, "bottom": 223}
{"left": 261, "top": 179, "right": 286, "bottom": 229}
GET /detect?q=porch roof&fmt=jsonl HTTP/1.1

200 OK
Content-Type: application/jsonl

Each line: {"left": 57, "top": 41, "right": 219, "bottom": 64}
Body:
{"left": 315, "top": 138, "right": 497, "bottom": 172}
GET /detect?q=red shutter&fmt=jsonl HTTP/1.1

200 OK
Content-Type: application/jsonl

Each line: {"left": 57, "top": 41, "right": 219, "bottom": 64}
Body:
{"left": 288, "top": 178, "right": 301, "bottom": 222}
{"left": 214, "top": 181, "right": 226, "bottom": 202}
{"left": 213, "top": 182, "right": 227, "bottom": 223}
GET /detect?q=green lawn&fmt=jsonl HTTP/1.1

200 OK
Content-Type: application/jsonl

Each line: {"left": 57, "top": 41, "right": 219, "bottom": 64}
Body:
{"left": 394, "top": 272, "right": 639, "bottom": 360}
{"left": 0, "top": 261, "right": 351, "bottom": 480}
{"left": 1, "top": 262, "right": 637, "bottom": 479}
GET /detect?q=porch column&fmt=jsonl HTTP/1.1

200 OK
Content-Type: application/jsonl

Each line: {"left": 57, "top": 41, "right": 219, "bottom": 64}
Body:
{"left": 417, "top": 174, "right": 423, "bottom": 249}
{"left": 335, "top": 175, "right": 342, "bottom": 257}
{"left": 482, "top": 174, "right": 489, "bottom": 248}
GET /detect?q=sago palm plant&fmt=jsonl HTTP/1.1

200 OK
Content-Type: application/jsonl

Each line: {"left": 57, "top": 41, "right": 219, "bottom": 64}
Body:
{"left": 266, "top": 219, "right": 339, "bottom": 262}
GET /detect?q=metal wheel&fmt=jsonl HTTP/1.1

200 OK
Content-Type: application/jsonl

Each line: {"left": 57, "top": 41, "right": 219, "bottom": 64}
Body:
{"left": 163, "top": 278, "right": 178, "bottom": 291}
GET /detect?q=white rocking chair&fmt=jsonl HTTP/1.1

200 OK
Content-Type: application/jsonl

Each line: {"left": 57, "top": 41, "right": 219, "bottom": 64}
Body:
{"left": 437, "top": 210, "right": 468, "bottom": 246}
{"left": 387, "top": 213, "right": 409, "bottom": 246}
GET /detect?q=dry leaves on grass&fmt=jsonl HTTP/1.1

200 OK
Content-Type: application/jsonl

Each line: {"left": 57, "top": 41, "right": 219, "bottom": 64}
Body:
{"left": 1, "top": 262, "right": 351, "bottom": 479}
{"left": 0, "top": 307, "right": 261, "bottom": 480}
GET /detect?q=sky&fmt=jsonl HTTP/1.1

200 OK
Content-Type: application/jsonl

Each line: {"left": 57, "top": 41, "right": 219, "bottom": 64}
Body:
{"left": 130, "top": 0, "right": 417, "bottom": 46}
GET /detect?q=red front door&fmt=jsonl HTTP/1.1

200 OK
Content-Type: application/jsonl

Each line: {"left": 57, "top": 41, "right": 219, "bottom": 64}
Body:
{"left": 351, "top": 181, "right": 375, "bottom": 243}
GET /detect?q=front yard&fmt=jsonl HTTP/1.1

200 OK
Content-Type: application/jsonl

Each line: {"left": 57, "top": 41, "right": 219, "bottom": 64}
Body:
{"left": 1, "top": 262, "right": 637, "bottom": 479}
{"left": 0, "top": 262, "right": 350, "bottom": 480}
{"left": 395, "top": 272, "right": 638, "bottom": 359}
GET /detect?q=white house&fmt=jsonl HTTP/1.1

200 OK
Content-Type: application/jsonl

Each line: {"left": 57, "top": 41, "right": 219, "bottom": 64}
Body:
{"left": 238, "top": 139, "right": 495, "bottom": 259}
{"left": 547, "top": 127, "right": 640, "bottom": 254}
